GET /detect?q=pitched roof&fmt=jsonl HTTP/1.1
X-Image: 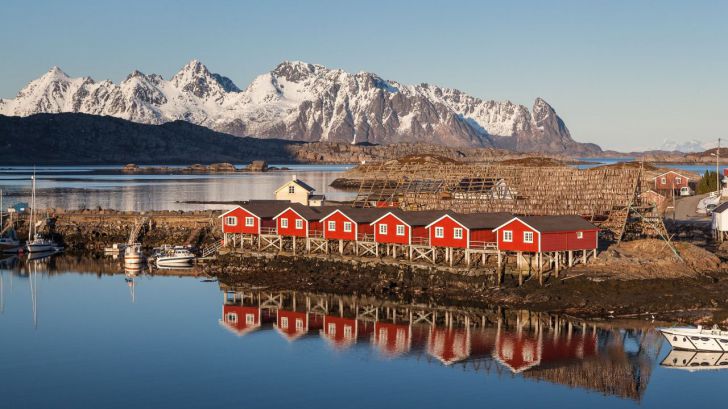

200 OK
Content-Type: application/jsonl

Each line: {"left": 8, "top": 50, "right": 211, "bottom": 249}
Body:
{"left": 309, "top": 194, "right": 326, "bottom": 200}
{"left": 517, "top": 215, "right": 598, "bottom": 232}
{"left": 393, "top": 210, "right": 448, "bottom": 227}
{"left": 239, "top": 200, "right": 292, "bottom": 219}
{"left": 450, "top": 212, "right": 513, "bottom": 230}
{"left": 712, "top": 202, "right": 728, "bottom": 214}
{"left": 275, "top": 178, "right": 316, "bottom": 194}
{"left": 279, "top": 204, "right": 339, "bottom": 221}
{"left": 328, "top": 207, "right": 390, "bottom": 223}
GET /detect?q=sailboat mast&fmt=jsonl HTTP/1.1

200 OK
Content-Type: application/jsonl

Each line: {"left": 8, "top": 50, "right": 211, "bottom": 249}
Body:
{"left": 29, "top": 172, "right": 35, "bottom": 241}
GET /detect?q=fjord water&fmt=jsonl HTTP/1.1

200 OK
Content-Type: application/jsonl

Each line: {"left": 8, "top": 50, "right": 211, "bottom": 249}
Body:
{"left": 1, "top": 257, "right": 727, "bottom": 409}
{"left": 0, "top": 164, "right": 355, "bottom": 211}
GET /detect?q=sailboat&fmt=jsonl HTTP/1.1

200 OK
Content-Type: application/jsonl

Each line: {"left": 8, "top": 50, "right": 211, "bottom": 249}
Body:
{"left": 26, "top": 172, "right": 57, "bottom": 253}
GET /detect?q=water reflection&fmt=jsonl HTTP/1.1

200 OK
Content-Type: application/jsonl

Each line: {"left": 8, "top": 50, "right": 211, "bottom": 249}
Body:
{"left": 219, "top": 287, "right": 662, "bottom": 401}
{"left": 0, "top": 165, "right": 354, "bottom": 211}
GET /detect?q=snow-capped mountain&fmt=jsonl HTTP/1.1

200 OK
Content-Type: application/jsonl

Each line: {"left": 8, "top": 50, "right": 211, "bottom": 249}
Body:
{"left": 0, "top": 60, "right": 600, "bottom": 153}
{"left": 657, "top": 139, "right": 717, "bottom": 153}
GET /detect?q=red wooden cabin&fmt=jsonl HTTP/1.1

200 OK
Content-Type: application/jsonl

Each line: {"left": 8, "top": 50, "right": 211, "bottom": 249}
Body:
{"left": 492, "top": 329, "right": 542, "bottom": 373}
{"left": 425, "top": 212, "right": 512, "bottom": 249}
{"left": 274, "top": 310, "right": 310, "bottom": 341}
{"left": 273, "top": 204, "right": 335, "bottom": 238}
{"left": 493, "top": 216, "right": 599, "bottom": 253}
{"left": 654, "top": 171, "right": 689, "bottom": 192}
{"left": 219, "top": 305, "right": 261, "bottom": 336}
{"left": 320, "top": 315, "right": 359, "bottom": 349}
{"left": 370, "top": 210, "right": 444, "bottom": 245}
{"left": 426, "top": 327, "right": 471, "bottom": 365}
{"left": 371, "top": 322, "right": 412, "bottom": 357}
{"left": 220, "top": 200, "right": 290, "bottom": 235}
{"left": 319, "top": 208, "right": 388, "bottom": 241}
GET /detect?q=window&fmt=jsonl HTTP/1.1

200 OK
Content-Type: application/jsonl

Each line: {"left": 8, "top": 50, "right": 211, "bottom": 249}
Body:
{"left": 226, "top": 313, "right": 238, "bottom": 323}
{"left": 328, "top": 323, "right": 336, "bottom": 335}
{"left": 328, "top": 221, "right": 336, "bottom": 231}
{"left": 281, "top": 218, "right": 288, "bottom": 228}
{"left": 245, "top": 217, "right": 254, "bottom": 227}
{"left": 344, "top": 222, "right": 352, "bottom": 232}
{"left": 295, "top": 219, "right": 304, "bottom": 230}
{"left": 661, "top": 177, "right": 666, "bottom": 185}
{"left": 379, "top": 224, "right": 388, "bottom": 235}
{"left": 435, "top": 226, "right": 444, "bottom": 238}
{"left": 281, "top": 317, "right": 289, "bottom": 329}
{"left": 675, "top": 177, "right": 682, "bottom": 184}
{"left": 524, "top": 231, "right": 533, "bottom": 243}
{"left": 503, "top": 230, "right": 513, "bottom": 242}
{"left": 396, "top": 225, "right": 405, "bottom": 236}
{"left": 344, "top": 325, "right": 353, "bottom": 338}
{"left": 225, "top": 216, "right": 237, "bottom": 226}
{"left": 288, "top": 185, "right": 295, "bottom": 194}
{"left": 576, "top": 231, "right": 584, "bottom": 239}
{"left": 245, "top": 314, "right": 255, "bottom": 324}
{"left": 295, "top": 319, "right": 304, "bottom": 330}
{"left": 454, "top": 228, "right": 463, "bottom": 239}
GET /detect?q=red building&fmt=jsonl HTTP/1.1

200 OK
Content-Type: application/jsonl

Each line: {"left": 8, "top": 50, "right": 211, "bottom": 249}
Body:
{"left": 425, "top": 212, "right": 512, "bottom": 249}
{"left": 371, "top": 322, "right": 412, "bottom": 357}
{"left": 653, "top": 171, "right": 690, "bottom": 192}
{"left": 493, "top": 216, "right": 599, "bottom": 253}
{"left": 273, "top": 204, "right": 335, "bottom": 238}
{"left": 219, "top": 305, "right": 261, "bottom": 336}
{"left": 319, "top": 208, "right": 388, "bottom": 241}
{"left": 370, "top": 210, "right": 444, "bottom": 245}
{"left": 274, "top": 310, "right": 311, "bottom": 341}
{"left": 427, "top": 327, "right": 471, "bottom": 365}
{"left": 220, "top": 200, "right": 290, "bottom": 235}
{"left": 320, "top": 316, "right": 359, "bottom": 349}
{"left": 493, "top": 329, "right": 543, "bottom": 373}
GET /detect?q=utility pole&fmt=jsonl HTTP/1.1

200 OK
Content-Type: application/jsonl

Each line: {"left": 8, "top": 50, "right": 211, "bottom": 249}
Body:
{"left": 717, "top": 138, "right": 721, "bottom": 196}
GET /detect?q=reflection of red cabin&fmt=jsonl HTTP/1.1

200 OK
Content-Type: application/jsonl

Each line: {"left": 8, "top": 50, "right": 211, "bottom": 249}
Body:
{"left": 274, "top": 310, "right": 310, "bottom": 341}
{"left": 371, "top": 210, "right": 443, "bottom": 245}
{"left": 371, "top": 322, "right": 412, "bottom": 357}
{"left": 654, "top": 171, "right": 689, "bottom": 191}
{"left": 494, "top": 216, "right": 598, "bottom": 253}
{"left": 273, "top": 205, "right": 337, "bottom": 238}
{"left": 427, "top": 327, "right": 471, "bottom": 365}
{"left": 220, "top": 201, "right": 290, "bottom": 234}
{"left": 469, "top": 329, "right": 497, "bottom": 358}
{"left": 219, "top": 305, "right": 261, "bottom": 336}
{"left": 493, "top": 330, "right": 542, "bottom": 373}
{"left": 319, "top": 208, "right": 387, "bottom": 241}
{"left": 540, "top": 332, "right": 599, "bottom": 363}
{"left": 320, "top": 316, "right": 359, "bottom": 348}
{"left": 425, "top": 213, "right": 511, "bottom": 249}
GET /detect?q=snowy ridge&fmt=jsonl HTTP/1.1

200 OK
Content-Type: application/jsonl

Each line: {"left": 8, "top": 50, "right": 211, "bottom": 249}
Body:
{"left": 0, "top": 60, "right": 600, "bottom": 153}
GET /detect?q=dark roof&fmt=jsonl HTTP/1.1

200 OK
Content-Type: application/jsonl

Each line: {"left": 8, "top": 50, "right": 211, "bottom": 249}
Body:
{"left": 285, "top": 204, "right": 339, "bottom": 221}
{"left": 309, "top": 195, "right": 326, "bottom": 200}
{"left": 239, "top": 200, "right": 292, "bottom": 219}
{"left": 292, "top": 179, "right": 316, "bottom": 192}
{"left": 712, "top": 202, "right": 728, "bottom": 214}
{"left": 390, "top": 210, "right": 448, "bottom": 226}
{"left": 331, "top": 207, "right": 390, "bottom": 223}
{"left": 450, "top": 212, "right": 513, "bottom": 230}
{"left": 517, "top": 216, "right": 598, "bottom": 232}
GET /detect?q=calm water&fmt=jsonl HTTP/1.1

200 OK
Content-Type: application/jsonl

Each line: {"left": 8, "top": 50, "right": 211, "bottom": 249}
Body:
{"left": 1, "top": 256, "right": 727, "bottom": 409}
{"left": 0, "top": 164, "right": 355, "bottom": 211}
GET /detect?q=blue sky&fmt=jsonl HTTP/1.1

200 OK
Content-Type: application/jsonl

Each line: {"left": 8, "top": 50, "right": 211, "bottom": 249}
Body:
{"left": 1, "top": 0, "right": 726, "bottom": 151}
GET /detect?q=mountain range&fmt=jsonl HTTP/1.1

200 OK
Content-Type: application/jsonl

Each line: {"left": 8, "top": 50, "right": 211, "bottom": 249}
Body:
{"left": 0, "top": 60, "right": 601, "bottom": 154}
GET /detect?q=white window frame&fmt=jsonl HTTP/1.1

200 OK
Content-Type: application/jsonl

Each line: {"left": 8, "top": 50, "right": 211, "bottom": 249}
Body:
{"left": 576, "top": 231, "right": 584, "bottom": 239}
{"left": 281, "top": 317, "right": 289, "bottom": 329}
{"left": 328, "top": 323, "right": 336, "bottom": 335}
{"left": 328, "top": 221, "right": 336, "bottom": 231}
{"left": 343, "top": 222, "right": 352, "bottom": 232}
{"left": 288, "top": 185, "right": 295, "bottom": 194}
{"left": 280, "top": 218, "right": 288, "bottom": 228}
{"left": 523, "top": 231, "right": 534, "bottom": 243}
{"left": 453, "top": 228, "right": 463, "bottom": 239}
{"left": 379, "top": 224, "right": 388, "bottom": 235}
{"left": 435, "top": 226, "right": 444, "bottom": 238}
{"left": 226, "top": 313, "right": 238, "bottom": 323}
{"left": 661, "top": 177, "right": 666, "bottom": 184}
{"left": 295, "top": 319, "right": 304, "bottom": 330}
{"left": 295, "top": 219, "right": 304, "bottom": 230}
{"left": 343, "top": 325, "right": 353, "bottom": 338}
{"left": 244, "top": 216, "right": 254, "bottom": 227}
{"left": 675, "top": 177, "right": 682, "bottom": 184}
{"left": 503, "top": 230, "right": 513, "bottom": 242}
{"left": 245, "top": 314, "right": 254, "bottom": 324}
{"left": 396, "top": 224, "right": 405, "bottom": 236}
{"left": 225, "top": 216, "right": 237, "bottom": 226}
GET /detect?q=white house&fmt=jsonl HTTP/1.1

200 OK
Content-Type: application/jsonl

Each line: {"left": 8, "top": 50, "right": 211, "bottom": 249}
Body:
{"left": 711, "top": 202, "right": 728, "bottom": 241}
{"left": 274, "top": 175, "right": 325, "bottom": 206}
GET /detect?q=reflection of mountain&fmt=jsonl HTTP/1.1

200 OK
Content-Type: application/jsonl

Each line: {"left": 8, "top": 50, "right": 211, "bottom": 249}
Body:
{"left": 219, "top": 287, "right": 661, "bottom": 401}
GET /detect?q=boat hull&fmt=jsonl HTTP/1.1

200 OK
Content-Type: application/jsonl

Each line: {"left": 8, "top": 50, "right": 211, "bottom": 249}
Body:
{"left": 661, "top": 350, "right": 728, "bottom": 371}
{"left": 660, "top": 328, "right": 728, "bottom": 352}
{"left": 27, "top": 243, "right": 54, "bottom": 253}
{"left": 156, "top": 256, "right": 194, "bottom": 267}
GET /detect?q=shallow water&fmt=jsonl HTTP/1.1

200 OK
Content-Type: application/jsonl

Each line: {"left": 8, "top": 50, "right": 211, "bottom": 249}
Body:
{"left": 0, "top": 164, "right": 355, "bottom": 211}
{"left": 1, "top": 255, "right": 727, "bottom": 409}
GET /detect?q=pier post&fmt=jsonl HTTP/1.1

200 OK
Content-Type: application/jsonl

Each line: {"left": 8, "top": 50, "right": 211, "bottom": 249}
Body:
{"left": 538, "top": 252, "right": 543, "bottom": 286}
{"left": 582, "top": 249, "right": 587, "bottom": 264}
{"left": 555, "top": 252, "right": 560, "bottom": 278}
{"left": 339, "top": 239, "right": 343, "bottom": 255}
{"left": 568, "top": 250, "right": 573, "bottom": 267}
{"left": 293, "top": 236, "right": 297, "bottom": 254}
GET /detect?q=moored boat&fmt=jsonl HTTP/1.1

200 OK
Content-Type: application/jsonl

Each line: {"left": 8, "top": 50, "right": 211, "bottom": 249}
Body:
{"left": 0, "top": 236, "right": 21, "bottom": 253}
{"left": 661, "top": 349, "right": 728, "bottom": 371}
{"left": 124, "top": 243, "right": 144, "bottom": 265}
{"left": 659, "top": 326, "right": 728, "bottom": 352}
{"left": 155, "top": 247, "right": 195, "bottom": 267}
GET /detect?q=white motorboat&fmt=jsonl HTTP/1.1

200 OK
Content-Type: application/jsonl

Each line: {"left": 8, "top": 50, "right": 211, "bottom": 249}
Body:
{"left": 661, "top": 349, "right": 728, "bottom": 371}
{"left": 155, "top": 247, "right": 195, "bottom": 267}
{"left": 124, "top": 243, "right": 144, "bottom": 265}
{"left": 659, "top": 325, "right": 728, "bottom": 352}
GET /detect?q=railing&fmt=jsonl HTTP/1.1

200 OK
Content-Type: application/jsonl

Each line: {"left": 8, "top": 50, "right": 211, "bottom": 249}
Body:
{"left": 410, "top": 236, "right": 430, "bottom": 246}
{"left": 201, "top": 240, "right": 223, "bottom": 257}
{"left": 468, "top": 241, "right": 497, "bottom": 250}
{"left": 260, "top": 227, "right": 278, "bottom": 235}
{"left": 357, "top": 233, "right": 375, "bottom": 242}
{"left": 308, "top": 230, "right": 325, "bottom": 239}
